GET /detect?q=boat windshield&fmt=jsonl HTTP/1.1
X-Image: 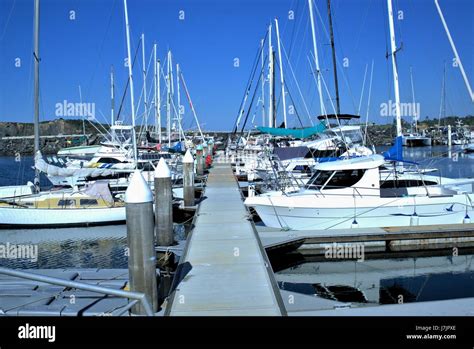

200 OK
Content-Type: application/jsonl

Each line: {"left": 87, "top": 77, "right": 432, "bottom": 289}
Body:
{"left": 305, "top": 169, "right": 366, "bottom": 190}
{"left": 109, "top": 128, "right": 133, "bottom": 145}
{"left": 329, "top": 128, "right": 364, "bottom": 145}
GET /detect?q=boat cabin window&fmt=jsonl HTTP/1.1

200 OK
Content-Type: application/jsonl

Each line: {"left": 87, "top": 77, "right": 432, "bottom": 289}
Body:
{"left": 80, "top": 199, "right": 99, "bottom": 206}
{"left": 97, "top": 158, "right": 122, "bottom": 164}
{"left": 380, "top": 179, "right": 438, "bottom": 188}
{"left": 58, "top": 199, "right": 76, "bottom": 207}
{"left": 306, "top": 169, "right": 366, "bottom": 190}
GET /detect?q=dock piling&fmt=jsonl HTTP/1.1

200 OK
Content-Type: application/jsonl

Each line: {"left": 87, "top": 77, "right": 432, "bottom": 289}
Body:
{"left": 125, "top": 170, "right": 158, "bottom": 314}
{"left": 448, "top": 125, "right": 452, "bottom": 147}
{"left": 196, "top": 144, "right": 204, "bottom": 176}
{"left": 183, "top": 149, "right": 195, "bottom": 207}
{"left": 155, "top": 158, "right": 174, "bottom": 246}
{"left": 202, "top": 142, "right": 208, "bottom": 169}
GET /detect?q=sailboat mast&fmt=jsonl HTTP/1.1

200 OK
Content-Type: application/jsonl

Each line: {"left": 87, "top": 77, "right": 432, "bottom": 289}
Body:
{"left": 272, "top": 51, "right": 276, "bottom": 127}
{"left": 154, "top": 44, "right": 162, "bottom": 143}
{"left": 260, "top": 38, "right": 266, "bottom": 127}
{"left": 141, "top": 33, "right": 148, "bottom": 132}
{"left": 157, "top": 61, "right": 162, "bottom": 144}
{"left": 327, "top": 0, "right": 340, "bottom": 115}
{"left": 33, "top": 0, "right": 40, "bottom": 190}
{"left": 274, "top": 18, "right": 287, "bottom": 128}
{"left": 387, "top": 0, "right": 403, "bottom": 137}
{"left": 166, "top": 50, "right": 172, "bottom": 148}
{"left": 110, "top": 65, "right": 115, "bottom": 126}
{"left": 180, "top": 71, "right": 205, "bottom": 141}
{"left": 409, "top": 66, "right": 417, "bottom": 133}
{"left": 442, "top": 61, "right": 446, "bottom": 123}
{"left": 176, "top": 63, "right": 182, "bottom": 143}
{"left": 268, "top": 24, "right": 274, "bottom": 128}
{"left": 308, "top": 0, "right": 325, "bottom": 118}
{"left": 435, "top": 0, "right": 474, "bottom": 103}
{"left": 438, "top": 61, "right": 446, "bottom": 128}
{"left": 123, "top": 0, "right": 138, "bottom": 164}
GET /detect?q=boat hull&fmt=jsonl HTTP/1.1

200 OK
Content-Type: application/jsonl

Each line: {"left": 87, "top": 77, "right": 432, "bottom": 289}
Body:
{"left": 246, "top": 195, "right": 473, "bottom": 231}
{"left": 0, "top": 206, "right": 126, "bottom": 229}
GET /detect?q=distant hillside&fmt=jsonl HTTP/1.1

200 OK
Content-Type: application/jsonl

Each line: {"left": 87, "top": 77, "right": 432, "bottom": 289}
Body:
{"left": 0, "top": 119, "right": 104, "bottom": 138}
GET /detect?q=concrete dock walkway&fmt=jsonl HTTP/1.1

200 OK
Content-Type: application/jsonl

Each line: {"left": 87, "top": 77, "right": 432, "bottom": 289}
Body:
{"left": 166, "top": 164, "right": 285, "bottom": 316}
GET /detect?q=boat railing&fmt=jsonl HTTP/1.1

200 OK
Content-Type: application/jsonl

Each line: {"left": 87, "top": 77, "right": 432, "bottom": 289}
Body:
{"left": 266, "top": 154, "right": 304, "bottom": 194}
{"left": 0, "top": 267, "right": 154, "bottom": 316}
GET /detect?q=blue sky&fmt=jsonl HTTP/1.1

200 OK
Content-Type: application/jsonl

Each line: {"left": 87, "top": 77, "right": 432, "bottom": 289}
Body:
{"left": 0, "top": 0, "right": 473, "bottom": 131}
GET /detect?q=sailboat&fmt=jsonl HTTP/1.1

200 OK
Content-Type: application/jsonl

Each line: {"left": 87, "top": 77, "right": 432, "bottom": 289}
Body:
{"left": 402, "top": 67, "right": 431, "bottom": 147}
{"left": 244, "top": 0, "right": 474, "bottom": 231}
{"left": 0, "top": 0, "right": 139, "bottom": 228}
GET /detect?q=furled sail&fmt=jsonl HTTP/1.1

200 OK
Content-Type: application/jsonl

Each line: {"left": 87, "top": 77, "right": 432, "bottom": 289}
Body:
{"left": 34, "top": 151, "right": 117, "bottom": 179}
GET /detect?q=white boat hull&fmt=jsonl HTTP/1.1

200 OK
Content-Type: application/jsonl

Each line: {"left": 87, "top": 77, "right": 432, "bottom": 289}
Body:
{"left": 0, "top": 206, "right": 126, "bottom": 228}
{"left": 247, "top": 194, "right": 474, "bottom": 231}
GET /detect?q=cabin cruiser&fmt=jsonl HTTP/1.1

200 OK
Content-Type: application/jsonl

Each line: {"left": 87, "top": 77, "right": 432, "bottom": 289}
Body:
{"left": 245, "top": 154, "right": 474, "bottom": 231}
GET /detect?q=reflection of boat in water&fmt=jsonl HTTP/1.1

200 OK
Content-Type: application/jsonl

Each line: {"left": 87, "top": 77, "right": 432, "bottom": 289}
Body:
{"left": 276, "top": 252, "right": 474, "bottom": 305}
{"left": 464, "top": 144, "right": 474, "bottom": 153}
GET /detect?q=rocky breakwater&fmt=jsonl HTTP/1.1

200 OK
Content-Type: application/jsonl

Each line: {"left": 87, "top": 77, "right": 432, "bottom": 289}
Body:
{"left": 0, "top": 119, "right": 102, "bottom": 156}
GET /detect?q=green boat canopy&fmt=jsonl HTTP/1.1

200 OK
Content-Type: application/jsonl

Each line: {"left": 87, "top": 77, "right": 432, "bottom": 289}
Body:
{"left": 257, "top": 123, "right": 326, "bottom": 138}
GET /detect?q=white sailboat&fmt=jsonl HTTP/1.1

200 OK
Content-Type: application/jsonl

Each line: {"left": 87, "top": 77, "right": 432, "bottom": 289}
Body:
{"left": 0, "top": 0, "right": 149, "bottom": 228}
{"left": 402, "top": 67, "right": 431, "bottom": 147}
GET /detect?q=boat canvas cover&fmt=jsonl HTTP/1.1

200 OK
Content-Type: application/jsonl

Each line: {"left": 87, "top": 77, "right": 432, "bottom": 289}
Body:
{"left": 257, "top": 123, "right": 326, "bottom": 138}
{"left": 83, "top": 181, "right": 114, "bottom": 204}
{"left": 383, "top": 136, "right": 418, "bottom": 165}
{"left": 35, "top": 151, "right": 115, "bottom": 178}
{"left": 273, "top": 146, "right": 312, "bottom": 161}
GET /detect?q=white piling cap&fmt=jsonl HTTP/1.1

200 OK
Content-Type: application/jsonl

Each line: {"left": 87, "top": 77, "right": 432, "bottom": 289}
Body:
{"left": 125, "top": 170, "right": 153, "bottom": 203}
{"left": 183, "top": 149, "right": 194, "bottom": 164}
{"left": 196, "top": 144, "right": 203, "bottom": 151}
{"left": 155, "top": 157, "right": 171, "bottom": 178}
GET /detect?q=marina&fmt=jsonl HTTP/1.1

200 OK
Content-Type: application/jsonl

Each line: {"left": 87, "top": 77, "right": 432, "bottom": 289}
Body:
{"left": 0, "top": 0, "right": 473, "bottom": 343}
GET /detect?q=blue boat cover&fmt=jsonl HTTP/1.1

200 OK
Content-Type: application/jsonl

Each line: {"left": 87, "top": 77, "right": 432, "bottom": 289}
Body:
{"left": 383, "top": 136, "right": 418, "bottom": 165}
{"left": 257, "top": 123, "right": 326, "bottom": 138}
{"left": 273, "top": 146, "right": 312, "bottom": 161}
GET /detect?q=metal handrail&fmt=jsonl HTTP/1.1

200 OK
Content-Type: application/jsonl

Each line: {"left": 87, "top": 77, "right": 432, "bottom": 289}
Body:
{"left": 0, "top": 267, "right": 154, "bottom": 316}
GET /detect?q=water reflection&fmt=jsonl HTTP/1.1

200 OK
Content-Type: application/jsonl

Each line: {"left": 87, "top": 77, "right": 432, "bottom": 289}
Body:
{"left": 275, "top": 250, "right": 474, "bottom": 305}
{"left": 0, "top": 224, "right": 186, "bottom": 269}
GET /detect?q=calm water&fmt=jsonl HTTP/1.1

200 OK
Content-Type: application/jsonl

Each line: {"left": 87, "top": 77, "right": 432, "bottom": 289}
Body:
{"left": 1, "top": 147, "right": 474, "bottom": 305}
{"left": 0, "top": 155, "right": 185, "bottom": 269}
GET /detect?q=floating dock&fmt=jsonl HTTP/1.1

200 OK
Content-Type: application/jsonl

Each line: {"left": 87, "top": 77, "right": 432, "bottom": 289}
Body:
{"left": 257, "top": 223, "right": 474, "bottom": 252}
{"left": 0, "top": 269, "right": 132, "bottom": 316}
{"left": 165, "top": 163, "right": 286, "bottom": 316}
